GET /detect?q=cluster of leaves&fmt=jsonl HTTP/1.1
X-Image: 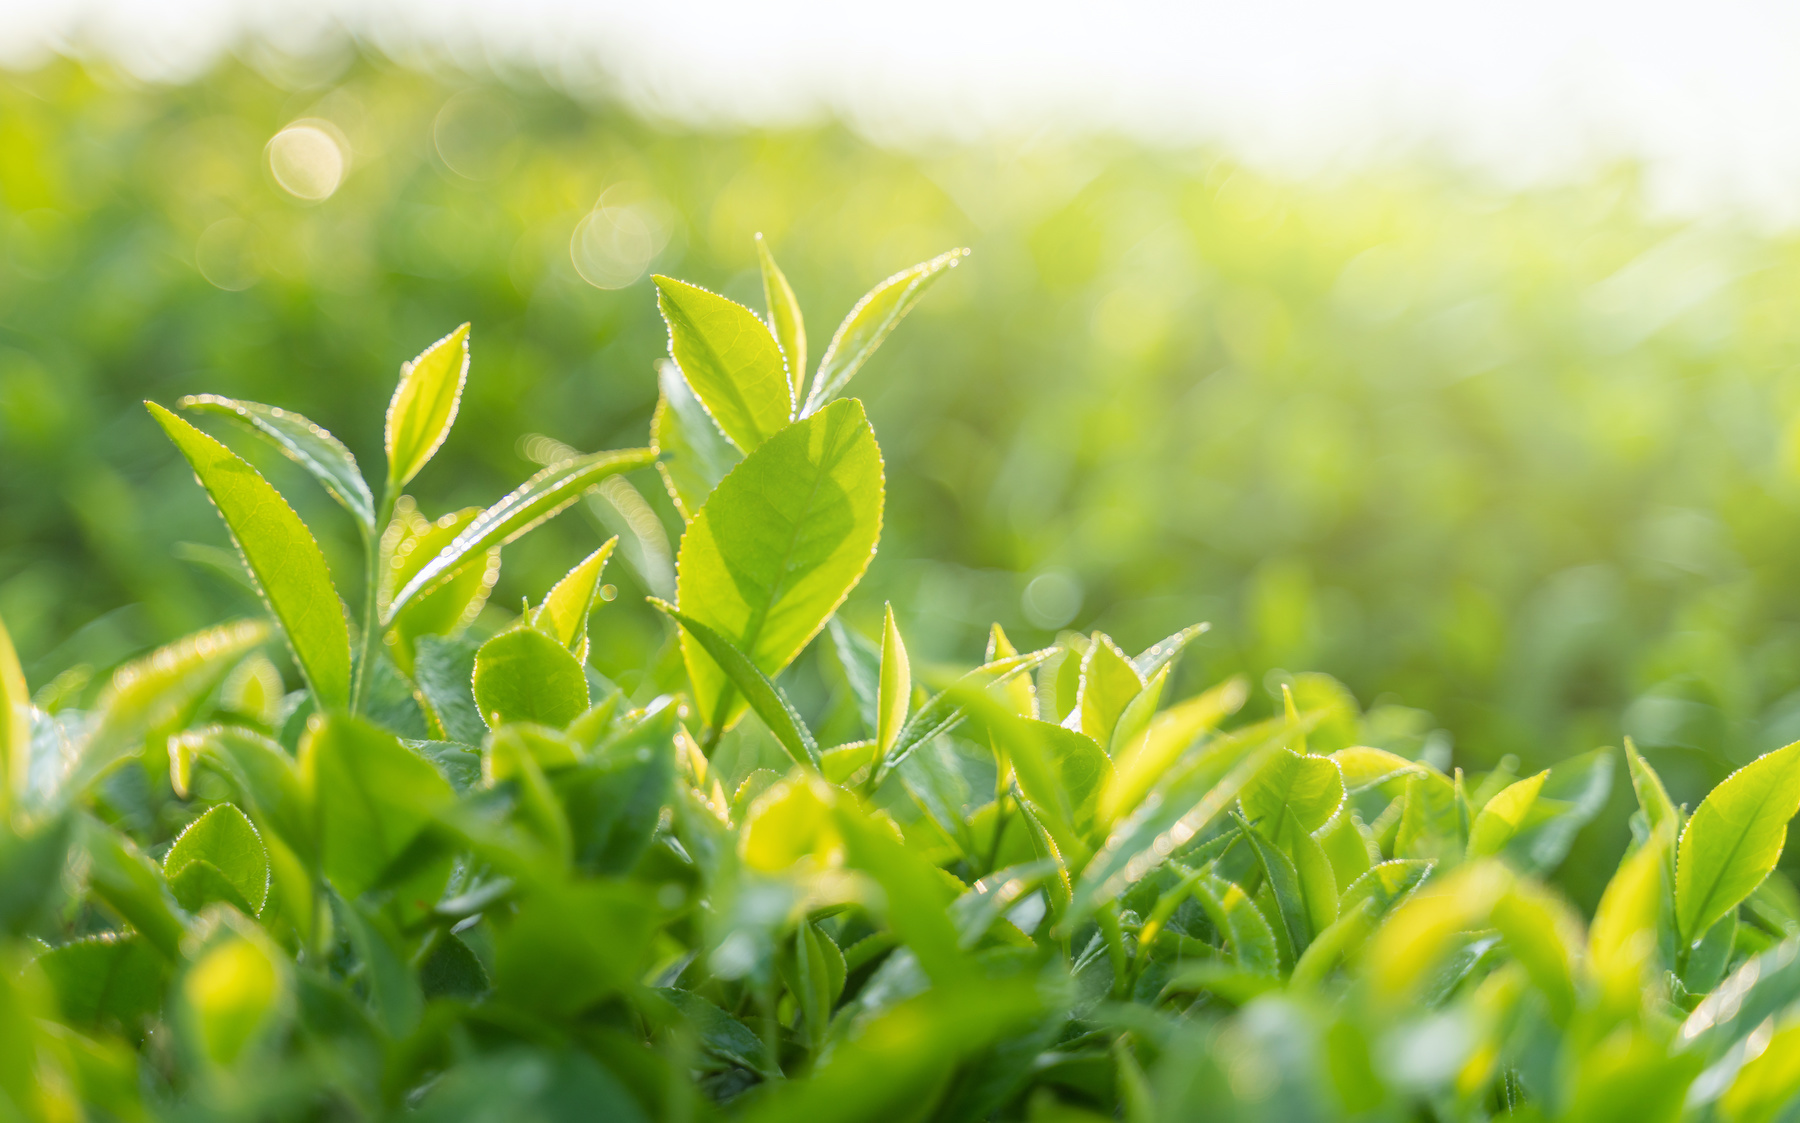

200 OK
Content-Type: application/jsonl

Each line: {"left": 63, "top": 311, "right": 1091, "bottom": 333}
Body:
{"left": 9, "top": 242, "right": 1800, "bottom": 1123}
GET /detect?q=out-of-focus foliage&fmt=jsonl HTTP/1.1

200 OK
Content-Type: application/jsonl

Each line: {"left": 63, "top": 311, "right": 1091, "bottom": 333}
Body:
{"left": 9, "top": 248, "right": 1800, "bottom": 1122}
{"left": 8, "top": 47, "right": 1800, "bottom": 910}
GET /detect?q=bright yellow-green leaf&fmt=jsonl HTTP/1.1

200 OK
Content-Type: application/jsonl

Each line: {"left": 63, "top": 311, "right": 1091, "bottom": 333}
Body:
{"left": 0, "top": 612, "right": 28, "bottom": 811}
{"left": 1363, "top": 861, "right": 1509, "bottom": 1004}
{"left": 1100, "top": 675, "right": 1246, "bottom": 825}
{"left": 876, "top": 604, "right": 910, "bottom": 758}
{"left": 531, "top": 538, "right": 616, "bottom": 656}
{"left": 1332, "top": 746, "right": 1434, "bottom": 793}
{"left": 387, "top": 446, "right": 655, "bottom": 619}
{"left": 1241, "top": 748, "right": 1345, "bottom": 840}
{"left": 1490, "top": 880, "right": 1580, "bottom": 1024}
{"left": 986, "top": 623, "right": 1037, "bottom": 717}
{"left": 675, "top": 398, "right": 883, "bottom": 729}
{"left": 1676, "top": 740, "right": 1800, "bottom": 941}
{"left": 1720, "top": 1016, "right": 1800, "bottom": 1123}
{"left": 654, "top": 601, "right": 821, "bottom": 770}
{"left": 1188, "top": 871, "right": 1278, "bottom": 976}
{"left": 804, "top": 247, "right": 967, "bottom": 413}
{"left": 1467, "top": 770, "right": 1548, "bottom": 858}
{"left": 1590, "top": 824, "right": 1669, "bottom": 1010}
{"left": 1627, "top": 737, "right": 1680, "bottom": 837}
{"left": 1395, "top": 769, "right": 1460, "bottom": 861}
{"left": 654, "top": 275, "right": 792, "bottom": 452}
{"left": 150, "top": 403, "right": 349, "bottom": 709}
{"left": 181, "top": 394, "right": 375, "bottom": 531}
{"left": 164, "top": 804, "right": 269, "bottom": 916}
{"left": 380, "top": 499, "right": 500, "bottom": 674}
{"left": 1288, "top": 818, "right": 1340, "bottom": 936}
{"left": 80, "top": 618, "right": 272, "bottom": 788}
{"left": 472, "top": 628, "right": 590, "bottom": 730}
{"left": 1074, "top": 634, "right": 1144, "bottom": 745}
{"left": 183, "top": 928, "right": 284, "bottom": 1067}
{"left": 384, "top": 323, "right": 470, "bottom": 489}
{"left": 757, "top": 233, "right": 807, "bottom": 401}
{"left": 1107, "top": 663, "right": 1168, "bottom": 760}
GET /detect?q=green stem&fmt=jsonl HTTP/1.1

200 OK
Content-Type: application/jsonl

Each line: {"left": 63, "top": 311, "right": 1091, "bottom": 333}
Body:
{"left": 350, "top": 492, "right": 396, "bottom": 715}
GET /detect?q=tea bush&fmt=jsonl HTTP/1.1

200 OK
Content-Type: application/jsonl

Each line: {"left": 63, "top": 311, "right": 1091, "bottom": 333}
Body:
{"left": 6, "top": 241, "right": 1800, "bottom": 1122}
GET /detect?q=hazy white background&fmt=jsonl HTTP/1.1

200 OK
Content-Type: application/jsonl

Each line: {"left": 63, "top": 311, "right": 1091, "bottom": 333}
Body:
{"left": 6, "top": 0, "right": 1800, "bottom": 223}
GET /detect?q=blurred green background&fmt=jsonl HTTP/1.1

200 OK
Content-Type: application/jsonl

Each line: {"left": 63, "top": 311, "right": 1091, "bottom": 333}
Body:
{"left": 6, "top": 49, "right": 1800, "bottom": 820}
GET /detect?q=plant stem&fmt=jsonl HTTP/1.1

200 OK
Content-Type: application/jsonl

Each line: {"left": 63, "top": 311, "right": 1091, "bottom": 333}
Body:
{"left": 350, "top": 492, "right": 396, "bottom": 715}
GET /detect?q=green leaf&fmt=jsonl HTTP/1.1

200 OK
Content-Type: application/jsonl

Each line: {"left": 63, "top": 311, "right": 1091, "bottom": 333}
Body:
{"left": 1100, "top": 675, "right": 1247, "bottom": 825}
{"left": 876, "top": 604, "right": 910, "bottom": 758}
{"left": 675, "top": 398, "right": 883, "bottom": 729}
{"left": 386, "top": 446, "right": 656, "bottom": 620}
{"left": 1073, "top": 633, "right": 1144, "bottom": 745}
{"left": 37, "top": 934, "right": 167, "bottom": 1029}
{"left": 650, "top": 359, "right": 743, "bottom": 520}
{"left": 1240, "top": 748, "right": 1345, "bottom": 840}
{"left": 1239, "top": 819, "right": 1310, "bottom": 958}
{"left": 656, "top": 602, "right": 819, "bottom": 769}
{"left": 149, "top": 403, "right": 350, "bottom": 709}
{"left": 651, "top": 987, "right": 774, "bottom": 1076}
{"left": 81, "top": 818, "right": 187, "bottom": 960}
{"left": 492, "top": 879, "right": 657, "bottom": 1017}
{"left": 414, "top": 635, "right": 484, "bottom": 745}
{"left": 1626, "top": 737, "right": 1680, "bottom": 837}
{"left": 380, "top": 500, "right": 500, "bottom": 675}
{"left": 0, "top": 611, "right": 29, "bottom": 811}
{"left": 385, "top": 323, "right": 471, "bottom": 489}
{"left": 1188, "top": 871, "right": 1278, "bottom": 976}
{"left": 556, "top": 700, "right": 678, "bottom": 876}
{"left": 1131, "top": 622, "right": 1210, "bottom": 680}
{"left": 300, "top": 714, "right": 456, "bottom": 899}
{"left": 758, "top": 232, "right": 807, "bottom": 401}
{"left": 1339, "top": 859, "right": 1433, "bottom": 918}
{"left": 1107, "top": 663, "right": 1169, "bottom": 760}
{"left": 830, "top": 798, "right": 971, "bottom": 986}
{"left": 164, "top": 804, "right": 270, "bottom": 916}
{"left": 1287, "top": 819, "right": 1340, "bottom": 937}
{"left": 337, "top": 896, "right": 423, "bottom": 1037}
{"left": 180, "top": 394, "right": 375, "bottom": 531}
{"left": 80, "top": 618, "right": 272, "bottom": 791}
{"left": 472, "top": 627, "right": 590, "bottom": 730}
{"left": 803, "top": 247, "right": 967, "bottom": 413}
{"left": 1466, "top": 770, "right": 1548, "bottom": 859}
{"left": 531, "top": 539, "right": 616, "bottom": 657}
{"left": 978, "top": 705, "right": 1109, "bottom": 847}
{"left": 182, "top": 925, "right": 285, "bottom": 1067}
{"left": 653, "top": 275, "right": 792, "bottom": 452}
{"left": 1676, "top": 740, "right": 1800, "bottom": 941}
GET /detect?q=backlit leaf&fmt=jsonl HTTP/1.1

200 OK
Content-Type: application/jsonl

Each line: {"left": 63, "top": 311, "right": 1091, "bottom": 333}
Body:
{"left": 150, "top": 404, "right": 349, "bottom": 709}
{"left": 803, "top": 247, "right": 967, "bottom": 413}
{"left": 164, "top": 804, "right": 269, "bottom": 916}
{"left": 180, "top": 394, "right": 375, "bottom": 531}
{"left": 531, "top": 539, "right": 616, "bottom": 657}
{"left": 877, "top": 604, "right": 910, "bottom": 758}
{"left": 650, "top": 359, "right": 743, "bottom": 520}
{"left": 472, "top": 628, "right": 590, "bottom": 730}
{"left": 654, "top": 275, "right": 792, "bottom": 452}
{"left": 384, "top": 323, "right": 470, "bottom": 489}
{"left": 758, "top": 232, "right": 807, "bottom": 401}
{"left": 675, "top": 398, "right": 883, "bottom": 729}
{"left": 1676, "top": 740, "right": 1800, "bottom": 941}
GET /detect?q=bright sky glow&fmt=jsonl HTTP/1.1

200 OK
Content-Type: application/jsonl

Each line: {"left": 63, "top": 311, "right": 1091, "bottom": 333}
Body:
{"left": 7, "top": 0, "right": 1800, "bottom": 223}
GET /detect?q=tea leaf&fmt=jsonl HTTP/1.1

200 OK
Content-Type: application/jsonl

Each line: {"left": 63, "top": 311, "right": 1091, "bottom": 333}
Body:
{"left": 531, "top": 539, "right": 617, "bottom": 656}
{"left": 385, "top": 324, "right": 470, "bottom": 489}
{"left": 650, "top": 359, "right": 743, "bottom": 520}
{"left": 182, "top": 927, "right": 285, "bottom": 1067}
{"left": 1240, "top": 748, "right": 1345, "bottom": 840}
{"left": 387, "top": 446, "right": 655, "bottom": 619}
{"left": 180, "top": 394, "right": 375, "bottom": 531}
{"left": 653, "top": 602, "right": 820, "bottom": 770}
{"left": 654, "top": 275, "right": 792, "bottom": 452}
{"left": 757, "top": 233, "right": 807, "bottom": 401}
{"left": 804, "top": 247, "right": 967, "bottom": 413}
{"left": 472, "top": 628, "right": 590, "bottom": 730}
{"left": 299, "top": 714, "right": 455, "bottom": 899}
{"left": 877, "top": 604, "right": 911, "bottom": 758}
{"left": 1676, "top": 740, "right": 1800, "bottom": 941}
{"left": 164, "top": 804, "right": 269, "bottom": 916}
{"left": 1467, "top": 770, "right": 1548, "bottom": 859}
{"left": 0, "top": 613, "right": 29, "bottom": 810}
{"left": 150, "top": 404, "right": 350, "bottom": 709}
{"left": 675, "top": 398, "right": 882, "bottom": 729}
{"left": 1627, "top": 737, "right": 1680, "bottom": 837}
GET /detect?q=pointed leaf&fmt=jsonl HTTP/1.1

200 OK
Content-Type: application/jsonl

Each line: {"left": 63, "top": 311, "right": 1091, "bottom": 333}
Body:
{"left": 1240, "top": 748, "right": 1345, "bottom": 840}
{"left": 180, "top": 394, "right": 375, "bottom": 530}
{"left": 1627, "top": 737, "right": 1680, "bottom": 837}
{"left": 652, "top": 602, "right": 819, "bottom": 770}
{"left": 1101, "top": 675, "right": 1247, "bottom": 825}
{"left": 1072, "top": 634, "right": 1144, "bottom": 745}
{"left": 150, "top": 404, "right": 350, "bottom": 708}
{"left": 675, "top": 398, "right": 883, "bottom": 729}
{"left": 654, "top": 275, "right": 792, "bottom": 452}
{"left": 532, "top": 539, "right": 616, "bottom": 654}
{"left": 385, "top": 324, "right": 470, "bottom": 488}
{"left": 380, "top": 501, "right": 500, "bottom": 674}
{"left": 804, "top": 248, "right": 967, "bottom": 412}
{"left": 0, "top": 612, "right": 29, "bottom": 810}
{"left": 757, "top": 233, "right": 807, "bottom": 401}
{"left": 877, "top": 604, "right": 911, "bottom": 757}
{"left": 164, "top": 804, "right": 269, "bottom": 916}
{"left": 1676, "top": 740, "right": 1800, "bottom": 941}
{"left": 387, "top": 446, "right": 656, "bottom": 620}
{"left": 1467, "top": 770, "right": 1548, "bottom": 859}
{"left": 300, "top": 714, "right": 455, "bottom": 899}
{"left": 1131, "top": 622, "right": 1210, "bottom": 680}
